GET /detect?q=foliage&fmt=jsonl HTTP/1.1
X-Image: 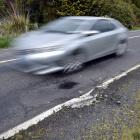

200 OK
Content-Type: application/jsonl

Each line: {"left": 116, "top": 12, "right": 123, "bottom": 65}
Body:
{"left": 0, "top": 0, "right": 140, "bottom": 33}
{"left": 132, "top": 26, "right": 140, "bottom": 30}
{"left": 89, "top": 0, "right": 136, "bottom": 28}
{"left": 132, "top": 0, "right": 140, "bottom": 8}
{"left": 0, "top": 0, "right": 5, "bottom": 16}
{"left": 54, "top": 0, "right": 91, "bottom": 16}
{"left": 0, "top": 36, "right": 12, "bottom": 48}
{"left": 54, "top": 0, "right": 135, "bottom": 28}
{"left": 0, "top": 16, "right": 29, "bottom": 35}
{"left": 23, "top": 0, "right": 56, "bottom": 23}
{"left": 131, "top": 4, "right": 140, "bottom": 24}
{"left": 0, "top": 0, "right": 31, "bottom": 35}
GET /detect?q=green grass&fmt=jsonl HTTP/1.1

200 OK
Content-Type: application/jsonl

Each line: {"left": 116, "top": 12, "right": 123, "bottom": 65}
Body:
{"left": 131, "top": 26, "right": 140, "bottom": 30}
{"left": 0, "top": 36, "right": 12, "bottom": 48}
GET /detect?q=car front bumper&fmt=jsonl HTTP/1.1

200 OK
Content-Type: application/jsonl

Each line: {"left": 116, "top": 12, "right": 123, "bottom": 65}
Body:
{"left": 12, "top": 51, "right": 66, "bottom": 74}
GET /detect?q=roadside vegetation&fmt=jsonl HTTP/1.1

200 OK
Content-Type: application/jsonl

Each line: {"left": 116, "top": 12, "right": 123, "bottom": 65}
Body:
{"left": 0, "top": 0, "right": 140, "bottom": 48}
{"left": 132, "top": 26, "right": 140, "bottom": 30}
{"left": 1, "top": 0, "right": 140, "bottom": 28}
{"left": 0, "top": 36, "right": 12, "bottom": 48}
{"left": 82, "top": 91, "right": 140, "bottom": 140}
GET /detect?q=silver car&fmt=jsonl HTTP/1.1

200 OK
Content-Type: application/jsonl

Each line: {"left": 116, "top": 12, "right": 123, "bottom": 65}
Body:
{"left": 12, "top": 16, "right": 128, "bottom": 74}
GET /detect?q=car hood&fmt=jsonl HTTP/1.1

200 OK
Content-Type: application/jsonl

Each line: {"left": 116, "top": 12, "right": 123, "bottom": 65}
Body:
{"left": 13, "top": 31, "right": 83, "bottom": 50}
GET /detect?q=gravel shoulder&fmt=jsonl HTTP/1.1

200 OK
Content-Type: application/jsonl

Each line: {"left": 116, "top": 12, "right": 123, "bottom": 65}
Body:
{"left": 7, "top": 66, "right": 140, "bottom": 140}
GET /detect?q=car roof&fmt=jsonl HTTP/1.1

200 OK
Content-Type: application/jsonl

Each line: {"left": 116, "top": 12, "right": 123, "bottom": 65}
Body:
{"left": 64, "top": 16, "right": 112, "bottom": 21}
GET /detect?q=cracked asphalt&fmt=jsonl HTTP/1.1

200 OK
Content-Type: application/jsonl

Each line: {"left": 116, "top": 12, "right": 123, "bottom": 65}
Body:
{"left": 0, "top": 31, "right": 140, "bottom": 134}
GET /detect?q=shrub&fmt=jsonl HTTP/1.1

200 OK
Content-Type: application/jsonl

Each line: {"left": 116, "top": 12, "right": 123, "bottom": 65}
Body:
{"left": 0, "top": 0, "right": 30, "bottom": 36}
{"left": 0, "top": 0, "right": 139, "bottom": 31}
{"left": 0, "top": 16, "right": 30, "bottom": 36}
{"left": 0, "top": 36, "right": 12, "bottom": 48}
{"left": 132, "top": 0, "right": 140, "bottom": 8}
{"left": 55, "top": 0, "right": 91, "bottom": 16}
{"left": 89, "top": 0, "right": 136, "bottom": 28}
{"left": 131, "top": 4, "right": 140, "bottom": 25}
{"left": 54, "top": 0, "right": 136, "bottom": 28}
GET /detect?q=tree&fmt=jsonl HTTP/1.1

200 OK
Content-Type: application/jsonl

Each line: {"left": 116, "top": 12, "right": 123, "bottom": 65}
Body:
{"left": 89, "top": 0, "right": 135, "bottom": 28}
{"left": 0, "top": 0, "right": 6, "bottom": 17}
{"left": 132, "top": 0, "right": 140, "bottom": 8}
{"left": 54, "top": 0, "right": 91, "bottom": 16}
{"left": 0, "top": 0, "right": 140, "bottom": 29}
{"left": 54, "top": 0, "right": 136, "bottom": 28}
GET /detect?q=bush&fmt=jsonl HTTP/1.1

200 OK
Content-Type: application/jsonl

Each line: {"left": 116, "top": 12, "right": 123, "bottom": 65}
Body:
{"left": 131, "top": 4, "right": 140, "bottom": 25}
{"left": 0, "top": 36, "right": 12, "bottom": 48}
{"left": 89, "top": 0, "right": 136, "bottom": 28}
{"left": 0, "top": 15, "right": 30, "bottom": 36}
{"left": 54, "top": 0, "right": 136, "bottom": 28}
{"left": 0, "top": 0, "right": 140, "bottom": 31}
{"left": 132, "top": 0, "right": 140, "bottom": 8}
{"left": 0, "top": 0, "right": 30, "bottom": 36}
{"left": 55, "top": 0, "right": 91, "bottom": 16}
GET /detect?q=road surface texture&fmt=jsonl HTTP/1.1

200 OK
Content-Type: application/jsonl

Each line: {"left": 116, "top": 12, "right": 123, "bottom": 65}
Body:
{"left": 8, "top": 63, "right": 140, "bottom": 140}
{"left": 0, "top": 31, "right": 140, "bottom": 134}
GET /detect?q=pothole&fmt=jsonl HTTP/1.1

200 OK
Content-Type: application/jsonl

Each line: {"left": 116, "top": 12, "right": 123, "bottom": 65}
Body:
{"left": 58, "top": 81, "right": 79, "bottom": 89}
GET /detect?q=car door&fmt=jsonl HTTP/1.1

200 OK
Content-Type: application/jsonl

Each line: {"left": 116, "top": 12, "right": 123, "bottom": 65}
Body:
{"left": 84, "top": 19, "right": 117, "bottom": 60}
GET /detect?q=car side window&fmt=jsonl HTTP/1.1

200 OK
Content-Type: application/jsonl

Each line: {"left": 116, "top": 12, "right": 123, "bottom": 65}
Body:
{"left": 91, "top": 20, "right": 116, "bottom": 33}
{"left": 109, "top": 22, "right": 117, "bottom": 31}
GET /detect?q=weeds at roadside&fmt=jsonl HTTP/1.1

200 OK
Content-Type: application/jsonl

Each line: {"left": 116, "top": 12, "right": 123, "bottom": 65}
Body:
{"left": 0, "top": 36, "right": 12, "bottom": 48}
{"left": 80, "top": 90, "right": 140, "bottom": 140}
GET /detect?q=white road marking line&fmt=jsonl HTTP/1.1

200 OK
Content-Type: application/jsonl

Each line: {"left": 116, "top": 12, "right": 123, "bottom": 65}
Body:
{"left": 97, "top": 64, "right": 140, "bottom": 89}
{"left": 129, "top": 35, "right": 140, "bottom": 39}
{"left": 0, "top": 59, "right": 17, "bottom": 64}
{"left": 0, "top": 63, "right": 140, "bottom": 140}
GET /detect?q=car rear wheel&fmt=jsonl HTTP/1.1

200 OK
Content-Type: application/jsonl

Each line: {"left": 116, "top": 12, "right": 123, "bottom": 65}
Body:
{"left": 116, "top": 42, "right": 128, "bottom": 56}
{"left": 63, "top": 51, "right": 85, "bottom": 73}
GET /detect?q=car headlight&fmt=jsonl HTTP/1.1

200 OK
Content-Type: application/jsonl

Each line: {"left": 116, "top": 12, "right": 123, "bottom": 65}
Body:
{"left": 39, "top": 45, "right": 63, "bottom": 52}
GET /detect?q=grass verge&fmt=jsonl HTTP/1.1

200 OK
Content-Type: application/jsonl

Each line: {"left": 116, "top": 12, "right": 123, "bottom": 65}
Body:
{"left": 0, "top": 36, "right": 12, "bottom": 48}
{"left": 82, "top": 90, "right": 140, "bottom": 140}
{"left": 131, "top": 26, "right": 140, "bottom": 30}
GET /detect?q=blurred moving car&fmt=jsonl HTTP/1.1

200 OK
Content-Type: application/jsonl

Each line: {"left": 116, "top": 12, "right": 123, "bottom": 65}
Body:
{"left": 12, "top": 16, "right": 128, "bottom": 74}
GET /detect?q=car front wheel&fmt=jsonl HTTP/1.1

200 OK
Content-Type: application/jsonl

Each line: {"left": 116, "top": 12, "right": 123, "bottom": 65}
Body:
{"left": 63, "top": 51, "right": 85, "bottom": 73}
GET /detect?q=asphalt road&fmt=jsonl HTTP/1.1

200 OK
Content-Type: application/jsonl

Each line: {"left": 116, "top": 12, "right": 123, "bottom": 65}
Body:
{"left": 0, "top": 31, "right": 140, "bottom": 134}
{"left": 11, "top": 62, "right": 140, "bottom": 140}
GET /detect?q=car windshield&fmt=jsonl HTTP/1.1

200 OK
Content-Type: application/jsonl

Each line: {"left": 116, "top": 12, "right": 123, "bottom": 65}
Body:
{"left": 41, "top": 18, "right": 94, "bottom": 33}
